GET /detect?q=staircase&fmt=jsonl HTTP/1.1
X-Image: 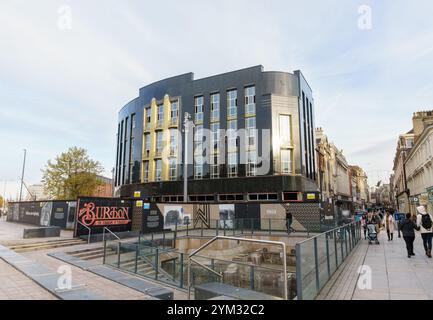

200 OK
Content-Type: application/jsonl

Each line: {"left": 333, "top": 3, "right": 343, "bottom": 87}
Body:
{"left": 8, "top": 238, "right": 86, "bottom": 253}
{"left": 67, "top": 246, "right": 116, "bottom": 261}
{"left": 118, "top": 254, "right": 180, "bottom": 287}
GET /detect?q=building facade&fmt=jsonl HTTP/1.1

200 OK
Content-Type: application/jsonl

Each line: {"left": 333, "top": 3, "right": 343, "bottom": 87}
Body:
{"left": 392, "top": 130, "right": 414, "bottom": 213}
{"left": 349, "top": 166, "right": 369, "bottom": 211}
{"left": 115, "top": 65, "right": 319, "bottom": 205}
{"left": 405, "top": 115, "right": 433, "bottom": 214}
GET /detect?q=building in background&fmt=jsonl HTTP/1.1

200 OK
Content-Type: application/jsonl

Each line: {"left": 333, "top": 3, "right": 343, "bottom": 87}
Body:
{"left": 349, "top": 166, "right": 369, "bottom": 211}
{"left": 92, "top": 175, "right": 114, "bottom": 198}
{"left": 113, "top": 65, "right": 329, "bottom": 231}
{"left": 316, "top": 128, "right": 369, "bottom": 223}
{"left": 25, "top": 184, "right": 49, "bottom": 201}
{"left": 116, "top": 65, "right": 318, "bottom": 204}
{"left": 405, "top": 111, "right": 433, "bottom": 214}
{"left": 392, "top": 130, "right": 415, "bottom": 214}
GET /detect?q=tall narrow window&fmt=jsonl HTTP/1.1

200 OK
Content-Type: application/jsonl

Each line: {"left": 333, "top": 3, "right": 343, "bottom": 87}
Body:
{"left": 210, "top": 93, "right": 220, "bottom": 122}
{"left": 245, "top": 117, "right": 256, "bottom": 149}
{"left": 279, "top": 115, "right": 292, "bottom": 147}
{"left": 169, "top": 158, "right": 177, "bottom": 181}
{"left": 143, "top": 161, "right": 149, "bottom": 183}
{"left": 145, "top": 108, "right": 152, "bottom": 130}
{"left": 210, "top": 122, "right": 220, "bottom": 154}
{"left": 156, "top": 131, "right": 163, "bottom": 156}
{"left": 228, "top": 152, "right": 238, "bottom": 178}
{"left": 170, "top": 129, "right": 178, "bottom": 156}
{"left": 144, "top": 133, "right": 151, "bottom": 157}
{"left": 247, "top": 150, "right": 257, "bottom": 177}
{"left": 210, "top": 155, "right": 219, "bottom": 179}
{"left": 171, "top": 100, "right": 178, "bottom": 125}
{"left": 245, "top": 86, "right": 256, "bottom": 116}
{"left": 194, "top": 125, "right": 204, "bottom": 180}
{"left": 157, "top": 104, "right": 164, "bottom": 127}
{"left": 194, "top": 96, "right": 204, "bottom": 124}
{"left": 155, "top": 160, "right": 162, "bottom": 182}
{"left": 227, "top": 90, "right": 237, "bottom": 118}
{"left": 281, "top": 150, "right": 292, "bottom": 174}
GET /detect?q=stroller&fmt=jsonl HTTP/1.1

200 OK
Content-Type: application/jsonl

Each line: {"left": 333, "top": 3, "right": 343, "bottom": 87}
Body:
{"left": 367, "top": 224, "right": 379, "bottom": 245}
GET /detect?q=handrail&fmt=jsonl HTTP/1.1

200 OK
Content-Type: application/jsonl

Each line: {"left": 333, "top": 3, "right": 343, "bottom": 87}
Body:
{"left": 187, "top": 236, "right": 288, "bottom": 300}
{"left": 103, "top": 227, "right": 120, "bottom": 242}
{"left": 190, "top": 257, "right": 222, "bottom": 279}
{"left": 295, "top": 222, "right": 358, "bottom": 245}
{"left": 76, "top": 220, "right": 91, "bottom": 244}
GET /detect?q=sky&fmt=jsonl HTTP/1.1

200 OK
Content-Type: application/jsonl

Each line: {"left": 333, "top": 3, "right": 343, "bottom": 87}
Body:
{"left": 1, "top": 0, "right": 433, "bottom": 199}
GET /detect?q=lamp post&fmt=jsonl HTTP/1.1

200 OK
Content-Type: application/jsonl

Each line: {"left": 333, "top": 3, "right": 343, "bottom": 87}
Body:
{"left": 19, "top": 149, "right": 26, "bottom": 202}
{"left": 183, "top": 113, "right": 194, "bottom": 202}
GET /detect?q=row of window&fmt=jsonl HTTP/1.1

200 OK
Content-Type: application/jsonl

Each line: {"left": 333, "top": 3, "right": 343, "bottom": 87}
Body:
{"left": 147, "top": 192, "right": 302, "bottom": 203}
{"left": 145, "top": 101, "right": 179, "bottom": 130}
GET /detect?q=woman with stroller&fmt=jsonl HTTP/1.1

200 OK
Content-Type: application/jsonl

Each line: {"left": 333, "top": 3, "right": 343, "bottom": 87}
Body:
{"left": 361, "top": 213, "right": 367, "bottom": 240}
{"left": 399, "top": 213, "right": 420, "bottom": 258}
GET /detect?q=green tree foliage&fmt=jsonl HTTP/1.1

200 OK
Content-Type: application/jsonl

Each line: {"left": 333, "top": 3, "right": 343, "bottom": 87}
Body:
{"left": 0, "top": 196, "right": 4, "bottom": 210}
{"left": 42, "top": 147, "right": 104, "bottom": 200}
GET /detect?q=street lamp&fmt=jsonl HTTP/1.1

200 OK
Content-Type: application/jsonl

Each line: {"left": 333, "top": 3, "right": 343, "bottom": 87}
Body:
{"left": 183, "top": 113, "right": 194, "bottom": 202}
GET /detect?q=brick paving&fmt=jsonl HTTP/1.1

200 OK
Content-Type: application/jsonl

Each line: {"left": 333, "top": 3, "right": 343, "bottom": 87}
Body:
{"left": 317, "top": 230, "right": 433, "bottom": 300}
{"left": 0, "top": 259, "right": 57, "bottom": 300}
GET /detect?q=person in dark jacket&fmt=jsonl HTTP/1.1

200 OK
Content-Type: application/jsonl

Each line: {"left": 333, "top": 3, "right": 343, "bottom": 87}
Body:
{"left": 399, "top": 213, "right": 420, "bottom": 258}
{"left": 286, "top": 211, "right": 293, "bottom": 234}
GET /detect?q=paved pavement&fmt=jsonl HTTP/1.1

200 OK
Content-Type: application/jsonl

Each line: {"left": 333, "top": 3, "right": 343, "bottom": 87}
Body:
{"left": 317, "top": 230, "right": 433, "bottom": 300}
{"left": 0, "top": 220, "right": 73, "bottom": 244}
{"left": 0, "top": 259, "right": 57, "bottom": 300}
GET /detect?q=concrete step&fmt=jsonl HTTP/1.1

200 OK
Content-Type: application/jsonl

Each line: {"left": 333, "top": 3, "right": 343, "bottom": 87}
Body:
{"left": 10, "top": 239, "right": 86, "bottom": 253}
{"left": 8, "top": 239, "right": 85, "bottom": 250}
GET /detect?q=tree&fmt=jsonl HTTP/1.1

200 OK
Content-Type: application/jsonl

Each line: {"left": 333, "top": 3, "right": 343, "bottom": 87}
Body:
{"left": 42, "top": 147, "right": 104, "bottom": 200}
{"left": 0, "top": 196, "right": 4, "bottom": 210}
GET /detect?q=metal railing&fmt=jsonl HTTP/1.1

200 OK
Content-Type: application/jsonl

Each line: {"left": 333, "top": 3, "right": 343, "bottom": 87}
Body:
{"left": 295, "top": 221, "right": 362, "bottom": 300}
{"left": 77, "top": 220, "right": 91, "bottom": 244}
{"left": 103, "top": 227, "right": 120, "bottom": 242}
{"left": 187, "top": 236, "right": 288, "bottom": 300}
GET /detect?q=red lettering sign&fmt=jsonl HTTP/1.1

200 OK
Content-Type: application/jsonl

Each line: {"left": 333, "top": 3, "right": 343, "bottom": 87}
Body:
{"left": 78, "top": 202, "right": 131, "bottom": 227}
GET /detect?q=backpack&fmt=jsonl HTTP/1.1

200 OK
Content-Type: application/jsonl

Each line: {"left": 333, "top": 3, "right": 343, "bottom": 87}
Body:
{"left": 421, "top": 214, "right": 432, "bottom": 230}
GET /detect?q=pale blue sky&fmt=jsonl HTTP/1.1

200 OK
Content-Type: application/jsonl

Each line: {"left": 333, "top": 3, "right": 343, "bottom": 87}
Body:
{"left": 1, "top": 0, "right": 433, "bottom": 198}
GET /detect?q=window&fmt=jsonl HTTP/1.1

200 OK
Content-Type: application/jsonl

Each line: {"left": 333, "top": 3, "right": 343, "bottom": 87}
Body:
{"left": 144, "top": 133, "right": 151, "bottom": 157}
{"left": 247, "top": 150, "right": 257, "bottom": 177}
{"left": 156, "top": 131, "right": 163, "bottom": 155}
{"left": 171, "top": 100, "right": 178, "bottom": 125}
{"left": 227, "top": 90, "right": 237, "bottom": 118}
{"left": 157, "top": 104, "right": 164, "bottom": 127}
{"left": 169, "top": 158, "right": 177, "bottom": 181}
{"left": 245, "top": 86, "right": 256, "bottom": 116}
{"left": 155, "top": 159, "right": 162, "bottom": 182}
{"left": 145, "top": 108, "right": 152, "bottom": 130}
{"left": 194, "top": 125, "right": 204, "bottom": 180}
{"left": 281, "top": 149, "right": 292, "bottom": 174}
{"left": 227, "top": 119, "right": 237, "bottom": 151}
{"left": 279, "top": 115, "right": 292, "bottom": 147}
{"left": 211, "top": 155, "right": 219, "bottom": 179}
{"left": 194, "top": 96, "right": 204, "bottom": 124}
{"left": 143, "top": 161, "right": 149, "bottom": 183}
{"left": 170, "top": 129, "right": 178, "bottom": 156}
{"left": 131, "top": 114, "right": 136, "bottom": 130}
{"left": 210, "top": 93, "right": 220, "bottom": 122}
{"left": 210, "top": 122, "right": 220, "bottom": 154}
{"left": 245, "top": 117, "right": 256, "bottom": 148}
{"left": 227, "top": 152, "right": 238, "bottom": 178}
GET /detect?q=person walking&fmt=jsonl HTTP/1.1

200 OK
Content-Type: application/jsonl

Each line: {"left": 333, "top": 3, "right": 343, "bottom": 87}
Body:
{"left": 399, "top": 213, "right": 420, "bottom": 258}
{"left": 361, "top": 213, "right": 367, "bottom": 240}
{"left": 286, "top": 211, "right": 293, "bottom": 234}
{"left": 416, "top": 205, "right": 433, "bottom": 258}
{"left": 383, "top": 210, "right": 395, "bottom": 241}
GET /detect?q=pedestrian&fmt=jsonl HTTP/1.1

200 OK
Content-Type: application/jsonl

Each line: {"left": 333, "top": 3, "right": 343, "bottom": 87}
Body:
{"left": 383, "top": 209, "right": 395, "bottom": 241}
{"left": 399, "top": 213, "right": 420, "bottom": 258}
{"left": 361, "top": 213, "right": 367, "bottom": 240}
{"left": 286, "top": 211, "right": 293, "bottom": 234}
{"left": 416, "top": 205, "right": 433, "bottom": 258}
